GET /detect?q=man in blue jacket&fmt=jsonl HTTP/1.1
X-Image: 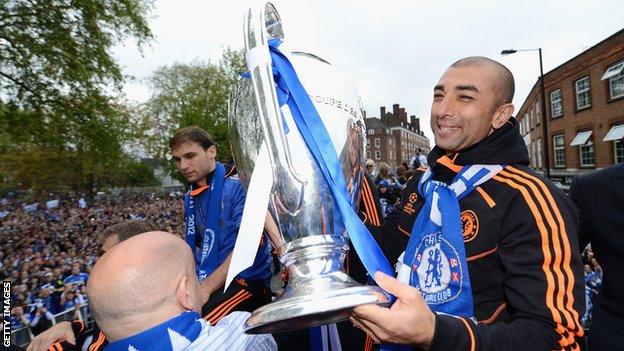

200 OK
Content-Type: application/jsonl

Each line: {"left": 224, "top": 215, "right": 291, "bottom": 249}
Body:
{"left": 170, "top": 126, "right": 272, "bottom": 322}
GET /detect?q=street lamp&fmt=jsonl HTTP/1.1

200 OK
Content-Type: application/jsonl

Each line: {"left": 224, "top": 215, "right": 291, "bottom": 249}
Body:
{"left": 501, "top": 48, "right": 550, "bottom": 179}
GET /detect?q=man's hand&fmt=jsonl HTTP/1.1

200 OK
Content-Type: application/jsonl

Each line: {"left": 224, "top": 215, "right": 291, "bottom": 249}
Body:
{"left": 351, "top": 272, "right": 436, "bottom": 348}
{"left": 26, "top": 321, "right": 76, "bottom": 351}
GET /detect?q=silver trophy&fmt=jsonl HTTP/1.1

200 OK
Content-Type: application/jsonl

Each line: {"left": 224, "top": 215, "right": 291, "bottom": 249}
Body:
{"left": 228, "top": 2, "right": 389, "bottom": 334}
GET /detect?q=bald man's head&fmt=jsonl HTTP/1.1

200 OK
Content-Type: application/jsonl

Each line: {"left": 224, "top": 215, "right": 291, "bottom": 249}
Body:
{"left": 87, "top": 231, "right": 201, "bottom": 341}
{"left": 450, "top": 56, "right": 515, "bottom": 105}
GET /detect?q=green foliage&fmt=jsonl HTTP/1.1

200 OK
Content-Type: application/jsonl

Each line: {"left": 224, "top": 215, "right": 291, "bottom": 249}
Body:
{"left": 0, "top": 0, "right": 154, "bottom": 197}
{"left": 138, "top": 49, "right": 246, "bottom": 180}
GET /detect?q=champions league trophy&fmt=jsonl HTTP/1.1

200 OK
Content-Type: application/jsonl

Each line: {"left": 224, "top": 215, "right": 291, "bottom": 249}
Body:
{"left": 228, "top": 2, "right": 389, "bottom": 334}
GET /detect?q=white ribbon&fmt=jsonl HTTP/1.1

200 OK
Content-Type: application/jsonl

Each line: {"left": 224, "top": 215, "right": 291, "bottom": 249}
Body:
{"left": 225, "top": 142, "right": 274, "bottom": 290}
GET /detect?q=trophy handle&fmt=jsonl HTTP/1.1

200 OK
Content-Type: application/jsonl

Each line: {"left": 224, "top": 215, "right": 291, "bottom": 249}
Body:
{"left": 243, "top": 2, "right": 307, "bottom": 187}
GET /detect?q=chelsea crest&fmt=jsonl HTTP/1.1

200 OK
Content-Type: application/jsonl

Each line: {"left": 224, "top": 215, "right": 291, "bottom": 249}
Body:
{"left": 410, "top": 232, "right": 463, "bottom": 304}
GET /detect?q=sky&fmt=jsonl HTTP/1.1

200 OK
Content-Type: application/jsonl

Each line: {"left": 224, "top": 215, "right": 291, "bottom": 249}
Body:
{"left": 114, "top": 0, "right": 624, "bottom": 143}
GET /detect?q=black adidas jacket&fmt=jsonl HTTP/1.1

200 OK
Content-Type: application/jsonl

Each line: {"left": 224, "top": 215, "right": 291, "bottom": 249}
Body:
{"left": 379, "top": 118, "right": 585, "bottom": 351}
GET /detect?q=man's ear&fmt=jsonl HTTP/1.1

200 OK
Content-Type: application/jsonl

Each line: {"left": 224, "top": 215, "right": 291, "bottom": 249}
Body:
{"left": 207, "top": 145, "right": 217, "bottom": 159}
{"left": 491, "top": 103, "right": 515, "bottom": 130}
{"left": 176, "top": 277, "right": 195, "bottom": 311}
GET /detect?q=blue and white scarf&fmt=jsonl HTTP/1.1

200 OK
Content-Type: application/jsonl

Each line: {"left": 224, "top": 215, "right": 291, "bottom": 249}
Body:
{"left": 184, "top": 162, "right": 226, "bottom": 281}
{"left": 397, "top": 164, "right": 503, "bottom": 316}
{"left": 106, "top": 311, "right": 203, "bottom": 351}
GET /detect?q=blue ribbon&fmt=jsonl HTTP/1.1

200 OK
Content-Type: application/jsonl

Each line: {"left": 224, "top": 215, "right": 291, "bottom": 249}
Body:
{"left": 266, "top": 39, "right": 394, "bottom": 287}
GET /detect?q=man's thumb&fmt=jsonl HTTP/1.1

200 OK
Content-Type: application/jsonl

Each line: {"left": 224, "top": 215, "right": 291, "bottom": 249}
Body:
{"left": 375, "top": 271, "right": 413, "bottom": 298}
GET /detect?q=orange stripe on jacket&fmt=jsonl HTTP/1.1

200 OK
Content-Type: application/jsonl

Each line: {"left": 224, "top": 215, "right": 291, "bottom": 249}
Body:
{"left": 459, "top": 317, "right": 476, "bottom": 351}
{"left": 208, "top": 292, "right": 252, "bottom": 325}
{"left": 492, "top": 173, "right": 562, "bottom": 326}
{"left": 507, "top": 166, "right": 582, "bottom": 334}
{"left": 361, "top": 179, "right": 380, "bottom": 226}
{"left": 203, "top": 290, "right": 248, "bottom": 321}
{"left": 499, "top": 169, "right": 578, "bottom": 333}
{"left": 88, "top": 332, "right": 106, "bottom": 351}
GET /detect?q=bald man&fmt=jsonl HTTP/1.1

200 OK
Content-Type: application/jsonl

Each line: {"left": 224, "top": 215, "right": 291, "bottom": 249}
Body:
{"left": 350, "top": 57, "right": 584, "bottom": 350}
{"left": 87, "top": 231, "right": 276, "bottom": 350}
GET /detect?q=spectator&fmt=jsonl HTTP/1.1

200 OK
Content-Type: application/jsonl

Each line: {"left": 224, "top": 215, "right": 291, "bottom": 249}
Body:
{"left": 62, "top": 263, "right": 89, "bottom": 287}
{"left": 365, "top": 159, "right": 376, "bottom": 177}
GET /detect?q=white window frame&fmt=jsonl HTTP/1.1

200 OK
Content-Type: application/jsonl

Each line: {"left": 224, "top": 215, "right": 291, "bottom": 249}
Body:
{"left": 615, "top": 139, "right": 624, "bottom": 164}
{"left": 366, "top": 139, "right": 370, "bottom": 148}
{"left": 579, "top": 139, "right": 595, "bottom": 167}
{"left": 609, "top": 69, "right": 624, "bottom": 99}
{"left": 550, "top": 89, "right": 563, "bottom": 118}
{"left": 575, "top": 76, "right": 591, "bottom": 110}
{"left": 367, "top": 129, "right": 375, "bottom": 135}
{"left": 374, "top": 138, "right": 380, "bottom": 148}
{"left": 553, "top": 134, "right": 565, "bottom": 168}
{"left": 375, "top": 150, "right": 381, "bottom": 160}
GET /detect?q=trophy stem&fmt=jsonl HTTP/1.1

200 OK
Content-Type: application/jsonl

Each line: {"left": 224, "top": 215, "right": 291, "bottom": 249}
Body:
{"left": 244, "top": 236, "right": 390, "bottom": 334}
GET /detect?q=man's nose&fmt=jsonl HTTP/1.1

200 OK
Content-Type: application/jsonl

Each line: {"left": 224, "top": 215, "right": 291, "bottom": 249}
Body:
{"left": 435, "top": 96, "right": 454, "bottom": 118}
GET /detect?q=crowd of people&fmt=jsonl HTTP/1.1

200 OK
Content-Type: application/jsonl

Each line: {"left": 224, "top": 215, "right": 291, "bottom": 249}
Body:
{"left": 1, "top": 192, "right": 184, "bottom": 339}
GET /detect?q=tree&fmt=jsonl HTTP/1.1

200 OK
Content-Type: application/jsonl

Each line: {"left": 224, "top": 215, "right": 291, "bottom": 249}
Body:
{"left": 0, "top": 0, "right": 154, "bottom": 197}
{"left": 138, "top": 49, "right": 246, "bottom": 181}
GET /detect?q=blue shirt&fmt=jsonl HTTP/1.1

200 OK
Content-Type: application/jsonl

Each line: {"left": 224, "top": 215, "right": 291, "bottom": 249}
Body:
{"left": 63, "top": 273, "right": 89, "bottom": 286}
{"left": 185, "top": 176, "right": 271, "bottom": 286}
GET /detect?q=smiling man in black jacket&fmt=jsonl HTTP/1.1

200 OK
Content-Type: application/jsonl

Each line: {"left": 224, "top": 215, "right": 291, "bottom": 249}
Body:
{"left": 351, "top": 56, "right": 585, "bottom": 351}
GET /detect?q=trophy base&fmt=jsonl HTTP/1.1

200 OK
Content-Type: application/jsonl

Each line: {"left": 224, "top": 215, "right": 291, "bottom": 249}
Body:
{"left": 244, "top": 272, "right": 390, "bottom": 334}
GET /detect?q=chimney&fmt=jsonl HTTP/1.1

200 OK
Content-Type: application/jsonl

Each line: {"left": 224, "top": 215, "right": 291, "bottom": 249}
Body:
{"left": 380, "top": 106, "right": 386, "bottom": 117}
{"left": 411, "top": 116, "right": 420, "bottom": 131}
{"left": 399, "top": 108, "right": 406, "bottom": 122}
{"left": 393, "top": 103, "right": 400, "bottom": 116}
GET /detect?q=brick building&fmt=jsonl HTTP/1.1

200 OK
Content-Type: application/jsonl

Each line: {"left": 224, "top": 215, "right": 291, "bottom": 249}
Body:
{"left": 517, "top": 28, "right": 624, "bottom": 186}
{"left": 364, "top": 104, "right": 430, "bottom": 168}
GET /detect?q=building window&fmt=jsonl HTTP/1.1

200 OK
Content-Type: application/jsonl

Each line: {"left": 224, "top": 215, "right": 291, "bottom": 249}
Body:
{"left": 580, "top": 139, "right": 595, "bottom": 167}
{"left": 550, "top": 89, "right": 563, "bottom": 118}
{"left": 366, "top": 151, "right": 371, "bottom": 159}
{"left": 602, "top": 60, "right": 624, "bottom": 100}
{"left": 367, "top": 129, "right": 375, "bottom": 135}
{"left": 374, "top": 138, "right": 380, "bottom": 148}
{"left": 615, "top": 140, "right": 624, "bottom": 164}
{"left": 575, "top": 76, "right": 591, "bottom": 110}
{"left": 366, "top": 139, "right": 370, "bottom": 148}
{"left": 375, "top": 150, "right": 381, "bottom": 160}
{"left": 535, "top": 102, "right": 540, "bottom": 126}
{"left": 553, "top": 134, "right": 565, "bottom": 168}
{"left": 537, "top": 138, "right": 543, "bottom": 169}
{"left": 526, "top": 113, "right": 532, "bottom": 129}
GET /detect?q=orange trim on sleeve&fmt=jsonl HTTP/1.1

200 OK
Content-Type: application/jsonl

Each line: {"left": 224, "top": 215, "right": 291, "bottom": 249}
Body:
{"left": 364, "top": 335, "right": 373, "bottom": 351}
{"left": 225, "top": 165, "right": 236, "bottom": 178}
{"left": 208, "top": 292, "right": 252, "bottom": 325}
{"left": 397, "top": 225, "right": 411, "bottom": 237}
{"left": 467, "top": 246, "right": 498, "bottom": 262}
{"left": 361, "top": 179, "right": 381, "bottom": 226}
{"left": 493, "top": 170, "right": 583, "bottom": 346}
{"left": 478, "top": 302, "right": 506, "bottom": 324}
{"left": 506, "top": 166, "right": 582, "bottom": 334}
{"left": 203, "top": 290, "right": 249, "bottom": 321}
{"left": 475, "top": 186, "right": 496, "bottom": 208}
{"left": 459, "top": 317, "right": 476, "bottom": 351}
{"left": 88, "top": 332, "right": 106, "bottom": 351}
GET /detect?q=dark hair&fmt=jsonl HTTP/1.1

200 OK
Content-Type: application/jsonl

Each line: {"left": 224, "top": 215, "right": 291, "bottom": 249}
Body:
{"left": 450, "top": 56, "right": 515, "bottom": 104}
{"left": 99, "top": 220, "right": 159, "bottom": 244}
{"left": 169, "top": 126, "right": 214, "bottom": 151}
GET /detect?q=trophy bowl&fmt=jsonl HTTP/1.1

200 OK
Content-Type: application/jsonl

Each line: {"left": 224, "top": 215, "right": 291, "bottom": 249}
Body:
{"left": 228, "top": 2, "right": 389, "bottom": 334}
